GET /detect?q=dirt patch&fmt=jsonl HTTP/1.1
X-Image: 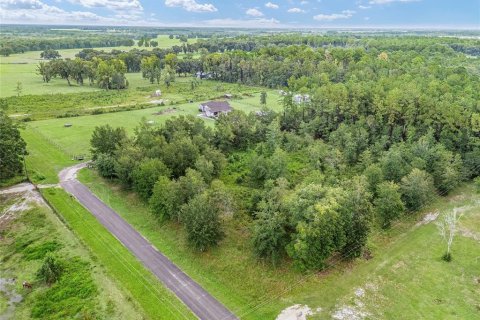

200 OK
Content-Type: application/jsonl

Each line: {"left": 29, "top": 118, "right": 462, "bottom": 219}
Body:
{"left": 415, "top": 211, "right": 439, "bottom": 227}
{"left": 0, "top": 183, "right": 48, "bottom": 231}
{"left": 0, "top": 278, "right": 23, "bottom": 319}
{"left": 153, "top": 108, "right": 176, "bottom": 116}
{"left": 332, "top": 306, "right": 369, "bottom": 320}
{"left": 458, "top": 227, "right": 480, "bottom": 242}
{"left": 276, "top": 305, "right": 321, "bottom": 320}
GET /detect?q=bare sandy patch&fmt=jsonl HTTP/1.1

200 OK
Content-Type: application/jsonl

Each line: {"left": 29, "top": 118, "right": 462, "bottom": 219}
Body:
{"left": 276, "top": 304, "right": 322, "bottom": 320}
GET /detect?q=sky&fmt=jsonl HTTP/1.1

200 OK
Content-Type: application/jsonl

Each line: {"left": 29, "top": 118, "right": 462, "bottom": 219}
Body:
{"left": 0, "top": 0, "right": 479, "bottom": 29}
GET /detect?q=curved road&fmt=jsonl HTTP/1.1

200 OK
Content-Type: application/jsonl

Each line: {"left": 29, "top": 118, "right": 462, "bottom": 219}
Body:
{"left": 59, "top": 163, "right": 238, "bottom": 320}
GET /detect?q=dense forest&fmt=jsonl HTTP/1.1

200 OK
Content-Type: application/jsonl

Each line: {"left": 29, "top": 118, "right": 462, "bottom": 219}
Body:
{"left": 85, "top": 35, "right": 480, "bottom": 269}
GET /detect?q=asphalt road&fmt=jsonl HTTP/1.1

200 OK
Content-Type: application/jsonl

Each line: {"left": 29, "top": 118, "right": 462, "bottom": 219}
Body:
{"left": 59, "top": 163, "right": 238, "bottom": 320}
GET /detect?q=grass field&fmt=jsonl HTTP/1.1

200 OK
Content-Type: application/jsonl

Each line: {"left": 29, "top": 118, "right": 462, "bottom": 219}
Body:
{"left": 0, "top": 186, "right": 142, "bottom": 319}
{"left": 78, "top": 168, "right": 480, "bottom": 319}
{"left": 41, "top": 187, "right": 195, "bottom": 320}
{"left": 5, "top": 75, "right": 279, "bottom": 120}
{"left": 0, "top": 34, "right": 199, "bottom": 97}
{"left": 19, "top": 85, "right": 281, "bottom": 165}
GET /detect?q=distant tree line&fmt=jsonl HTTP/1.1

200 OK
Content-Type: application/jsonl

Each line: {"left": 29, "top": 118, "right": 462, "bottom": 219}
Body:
{"left": 37, "top": 58, "right": 128, "bottom": 90}
{"left": 0, "top": 35, "right": 135, "bottom": 56}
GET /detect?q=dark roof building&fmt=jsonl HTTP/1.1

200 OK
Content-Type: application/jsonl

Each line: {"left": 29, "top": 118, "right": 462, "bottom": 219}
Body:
{"left": 199, "top": 101, "right": 233, "bottom": 118}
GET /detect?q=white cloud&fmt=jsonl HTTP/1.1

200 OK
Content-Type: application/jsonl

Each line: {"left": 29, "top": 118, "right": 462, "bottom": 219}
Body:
{"left": 313, "top": 10, "right": 355, "bottom": 21}
{"left": 0, "top": 0, "right": 44, "bottom": 10}
{"left": 203, "top": 17, "right": 280, "bottom": 28}
{"left": 358, "top": 5, "right": 371, "bottom": 9}
{"left": 165, "top": 0, "right": 217, "bottom": 13}
{"left": 300, "top": 1, "right": 309, "bottom": 5}
{"left": 287, "top": 7, "right": 305, "bottom": 13}
{"left": 265, "top": 2, "right": 279, "bottom": 9}
{"left": 369, "top": 0, "right": 419, "bottom": 4}
{"left": 69, "top": 0, "right": 142, "bottom": 11}
{"left": 246, "top": 8, "right": 264, "bottom": 17}
{"left": 0, "top": 0, "right": 150, "bottom": 25}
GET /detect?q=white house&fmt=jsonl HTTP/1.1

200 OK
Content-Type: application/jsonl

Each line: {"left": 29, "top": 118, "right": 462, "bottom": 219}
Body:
{"left": 293, "top": 94, "right": 310, "bottom": 104}
{"left": 199, "top": 101, "right": 233, "bottom": 118}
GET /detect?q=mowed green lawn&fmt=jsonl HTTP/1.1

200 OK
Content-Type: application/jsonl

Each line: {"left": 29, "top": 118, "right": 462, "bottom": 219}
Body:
{"left": 21, "top": 87, "right": 281, "bottom": 159}
{"left": 77, "top": 170, "right": 480, "bottom": 319}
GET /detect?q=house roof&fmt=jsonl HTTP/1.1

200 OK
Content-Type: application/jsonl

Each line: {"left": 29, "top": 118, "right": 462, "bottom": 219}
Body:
{"left": 201, "top": 101, "right": 232, "bottom": 112}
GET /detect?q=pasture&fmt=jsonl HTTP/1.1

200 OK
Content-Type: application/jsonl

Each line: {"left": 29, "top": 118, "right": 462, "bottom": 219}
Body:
{"left": 0, "top": 34, "right": 198, "bottom": 98}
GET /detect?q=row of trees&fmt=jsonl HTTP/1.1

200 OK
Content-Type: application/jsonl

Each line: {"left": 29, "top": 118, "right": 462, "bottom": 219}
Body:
{"left": 0, "top": 35, "right": 135, "bottom": 56}
{"left": 37, "top": 58, "right": 128, "bottom": 90}
{"left": 0, "top": 104, "right": 27, "bottom": 181}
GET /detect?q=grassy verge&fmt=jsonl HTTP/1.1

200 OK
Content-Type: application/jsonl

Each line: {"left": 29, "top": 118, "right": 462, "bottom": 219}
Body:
{"left": 41, "top": 187, "right": 195, "bottom": 320}
{"left": 21, "top": 128, "right": 76, "bottom": 184}
{"left": 79, "top": 168, "right": 480, "bottom": 319}
{"left": 0, "top": 189, "right": 141, "bottom": 319}
{"left": 0, "top": 175, "right": 26, "bottom": 188}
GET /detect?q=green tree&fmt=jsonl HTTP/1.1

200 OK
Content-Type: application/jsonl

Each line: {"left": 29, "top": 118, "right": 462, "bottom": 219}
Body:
{"left": 288, "top": 193, "right": 346, "bottom": 270}
{"left": 95, "top": 153, "right": 116, "bottom": 178}
{"left": 180, "top": 192, "right": 223, "bottom": 251}
{"left": 140, "top": 55, "right": 162, "bottom": 84}
{"left": 37, "top": 62, "right": 54, "bottom": 83}
{"left": 340, "top": 176, "right": 372, "bottom": 259}
{"left": 14, "top": 81, "right": 22, "bottom": 97}
{"left": 40, "top": 49, "right": 61, "bottom": 60}
{"left": 374, "top": 181, "right": 405, "bottom": 229}
{"left": 260, "top": 91, "right": 267, "bottom": 105}
{"left": 252, "top": 206, "right": 289, "bottom": 266}
{"left": 0, "top": 46, "right": 13, "bottom": 57}
{"left": 149, "top": 176, "right": 179, "bottom": 221}
{"left": 90, "top": 125, "right": 127, "bottom": 159}
{"left": 36, "top": 253, "right": 63, "bottom": 286}
{"left": 132, "top": 158, "right": 171, "bottom": 201}
{"left": 400, "top": 169, "right": 435, "bottom": 211}
{"left": 0, "top": 110, "right": 27, "bottom": 180}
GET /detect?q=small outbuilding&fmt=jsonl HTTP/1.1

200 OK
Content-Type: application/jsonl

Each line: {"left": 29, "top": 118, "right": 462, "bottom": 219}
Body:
{"left": 224, "top": 93, "right": 233, "bottom": 99}
{"left": 151, "top": 89, "right": 162, "bottom": 97}
{"left": 199, "top": 101, "right": 232, "bottom": 118}
{"left": 64, "top": 123, "right": 72, "bottom": 127}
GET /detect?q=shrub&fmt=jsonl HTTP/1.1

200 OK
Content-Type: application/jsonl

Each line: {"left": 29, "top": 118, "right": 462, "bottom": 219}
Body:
{"left": 180, "top": 192, "right": 223, "bottom": 251}
{"left": 400, "top": 169, "right": 436, "bottom": 211}
{"left": 36, "top": 253, "right": 63, "bottom": 285}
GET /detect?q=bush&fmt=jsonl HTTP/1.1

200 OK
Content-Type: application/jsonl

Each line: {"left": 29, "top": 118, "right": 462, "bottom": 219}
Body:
{"left": 400, "top": 169, "right": 436, "bottom": 211}
{"left": 36, "top": 253, "right": 63, "bottom": 285}
{"left": 474, "top": 177, "right": 480, "bottom": 193}
{"left": 374, "top": 181, "right": 405, "bottom": 229}
{"left": 95, "top": 153, "right": 116, "bottom": 178}
{"left": 132, "top": 158, "right": 171, "bottom": 201}
{"left": 180, "top": 192, "right": 223, "bottom": 251}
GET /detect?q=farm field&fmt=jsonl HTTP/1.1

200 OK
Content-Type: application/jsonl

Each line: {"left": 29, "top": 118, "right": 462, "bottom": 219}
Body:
{"left": 0, "top": 184, "right": 143, "bottom": 319}
{"left": 20, "top": 87, "right": 281, "bottom": 159}
{"left": 4, "top": 76, "right": 279, "bottom": 119}
{"left": 77, "top": 168, "right": 480, "bottom": 319}
{"left": 0, "top": 34, "right": 199, "bottom": 97}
